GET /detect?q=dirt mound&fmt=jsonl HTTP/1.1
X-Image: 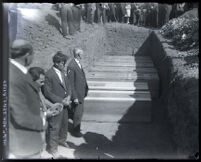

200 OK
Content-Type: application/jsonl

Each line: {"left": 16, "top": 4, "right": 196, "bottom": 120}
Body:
{"left": 160, "top": 8, "right": 199, "bottom": 51}
{"left": 105, "top": 23, "right": 150, "bottom": 55}
{"left": 16, "top": 4, "right": 108, "bottom": 71}
{"left": 16, "top": 4, "right": 151, "bottom": 71}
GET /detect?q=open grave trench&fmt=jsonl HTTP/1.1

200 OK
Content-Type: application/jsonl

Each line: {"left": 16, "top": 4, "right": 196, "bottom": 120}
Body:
{"left": 84, "top": 24, "right": 157, "bottom": 123}
{"left": 65, "top": 24, "right": 178, "bottom": 159}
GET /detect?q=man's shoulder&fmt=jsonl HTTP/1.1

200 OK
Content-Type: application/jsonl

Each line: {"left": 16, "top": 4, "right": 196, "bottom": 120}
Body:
{"left": 9, "top": 63, "right": 26, "bottom": 83}
{"left": 68, "top": 59, "right": 76, "bottom": 68}
{"left": 45, "top": 67, "right": 54, "bottom": 76}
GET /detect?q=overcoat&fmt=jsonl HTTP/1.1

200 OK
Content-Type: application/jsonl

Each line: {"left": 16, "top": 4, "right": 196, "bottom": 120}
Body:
{"left": 67, "top": 59, "right": 88, "bottom": 127}
{"left": 42, "top": 67, "right": 71, "bottom": 103}
{"left": 9, "top": 63, "right": 44, "bottom": 157}
{"left": 42, "top": 67, "right": 71, "bottom": 152}
{"left": 67, "top": 59, "right": 88, "bottom": 103}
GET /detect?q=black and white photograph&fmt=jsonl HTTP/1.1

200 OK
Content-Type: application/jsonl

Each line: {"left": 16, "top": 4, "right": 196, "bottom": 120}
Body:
{"left": 1, "top": 1, "right": 199, "bottom": 160}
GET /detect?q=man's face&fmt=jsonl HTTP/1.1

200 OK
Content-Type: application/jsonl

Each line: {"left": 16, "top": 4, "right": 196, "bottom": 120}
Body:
{"left": 25, "top": 52, "right": 34, "bottom": 66}
{"left": 77, "top": 54, "right": 82, "bottom": 61}
{"left": 56, "top": 61, "right": 66, "bottom": 71}
{"left": 75, "top": 50, "right": 84, "bottom": 61}
{"left": 36, "top": 74, "right": 45, "bottom": 87}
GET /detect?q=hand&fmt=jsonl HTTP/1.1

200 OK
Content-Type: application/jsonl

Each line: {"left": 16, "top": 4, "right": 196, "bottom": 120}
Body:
{"left": 62, "top": 98, "right": 69, "bottom": 106}
{"left": 53, "top": 103, "right": 63, "bottom": 112}
{"left": 74, "top": 98, "right": 79, "bottom": 105}
{"left": 62, "top": 96, "right": 71, "bottom": 106}
{"left": 46, "top": 109, "right": 58, "bottom": 118}
{"left": 46, "top": 103, "right": 63, "bottom": 118}
{"left": 51, "top": 110, "right": 60, "bottom": 117}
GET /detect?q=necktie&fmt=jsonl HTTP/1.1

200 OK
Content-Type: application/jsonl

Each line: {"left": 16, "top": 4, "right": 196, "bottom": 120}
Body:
{"left": 61, "top": 72, "right": 67, "bottom": 90}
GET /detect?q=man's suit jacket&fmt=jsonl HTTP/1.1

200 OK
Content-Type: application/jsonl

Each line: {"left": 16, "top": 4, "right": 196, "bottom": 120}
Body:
{"left": 43, "top": 67, "right": 71, "bottom": 104}
{"left": 67, "top": 59, "right": 88, "bottom": 103}
{"left": 9, "top": 63, "right": 44, "bottom": 157}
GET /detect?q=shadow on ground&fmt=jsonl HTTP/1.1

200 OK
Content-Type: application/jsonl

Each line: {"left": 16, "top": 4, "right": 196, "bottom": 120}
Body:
{"left": 110, "top": 31, "right": 177, "bottom": 159}
{"left": 72, "top": 132, "right": 114, "bottom": 159}
{"left": 111, "top": 98, "right": 177, "bottom": 159}
{"left": 45, "top": 14, "right": 61, "bottom": 34}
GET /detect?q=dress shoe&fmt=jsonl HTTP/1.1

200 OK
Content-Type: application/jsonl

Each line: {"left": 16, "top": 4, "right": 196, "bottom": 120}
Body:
{"left": 50, "top": 151, "right": 63, "bottom": 159}
{"left": 59, "top": 141, "right": 69, "bottom": 148}
{"left": 63, "top": 35, "right": 72, "bottom": 39}
{"left": 71, "top": 131, "right": 83, "bottom": 137}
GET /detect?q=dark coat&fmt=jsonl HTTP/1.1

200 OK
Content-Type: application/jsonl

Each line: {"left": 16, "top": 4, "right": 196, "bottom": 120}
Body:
{"left": 60, "top": 4, "right": 76, "bottom": 36}
{"left": 108, "top": 3, "right": 117, "bottom": 22}
{"left": 67, "top": 59, "right": 88, "bottom": 103}
{"left": 42, "top": 67, "right": 71, "bottom": 152}
{"left": 43, "top": 67, "right": 71, "bottom": 104}
{"left": 9, "top": 62, "right": 44, "bottom": 157}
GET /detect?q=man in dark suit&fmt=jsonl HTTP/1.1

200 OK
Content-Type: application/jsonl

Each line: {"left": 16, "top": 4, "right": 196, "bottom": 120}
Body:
{"left": 43, "top": 51, "right": 71, "bottom": 158}
{"left": 108, "top": 3, "right": 117, "bottom": 22}
{"left": 9, "top": 39, "right": 45, "bottom": 159}
{"left": 72, "top": 4, "right": 82, "bottom": 33}
{"left": 67, "top": 48, "right": 88, "bottom": 137}
{"left": 95, "top": 3, "right": 107, "bottom": 24}
{"left": 60, "top": 3, "right": 81, "bottom": 38}
{"left": 60, "top": 3, "right": 74, "bottom": 39}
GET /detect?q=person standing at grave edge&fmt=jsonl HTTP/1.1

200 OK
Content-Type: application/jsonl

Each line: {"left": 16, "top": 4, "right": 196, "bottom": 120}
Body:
{"left": 43, "top": 51, "right": 71, "bottom": 159}
{"left": 67, "top": 48, "right": 88, "bottom": 137}
{"left": 9, "top": 39, "right": 46, "bottom": 159}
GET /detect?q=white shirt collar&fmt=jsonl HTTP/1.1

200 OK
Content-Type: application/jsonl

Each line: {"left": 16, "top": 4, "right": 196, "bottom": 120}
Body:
{"left": 74, "top": 58, "right": 82, "bottom": 69}
{"left": 74, "top": 58, "right": 79, "bottom": 63}
{"left": 10, "top": 59, "right": 28, "bottom": 74}
{"left": 53, "top": 67, "right": 63, "bottom": 83}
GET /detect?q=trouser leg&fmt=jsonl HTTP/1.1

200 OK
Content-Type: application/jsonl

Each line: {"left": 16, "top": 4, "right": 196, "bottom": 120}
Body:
{"left": 96, "top": 6, "right": 101, "bottom": 23}
{"left": 91, "top": 9, "right": 95, "bottom": 23}
{"left": 102, "top": 9, "right": 106, "bottom": 24}
{"left": 46, "top": 113, "right": 62, "bottom": 153}
{"left": 60, "top": 5, "right": 68, "bottom": 36}
{"left": 77, "top": 8, "right": 81, "bottom": 31}
{"left": 67, "top": 6, "right": 75, "bottom": 35}
{"left": 58, "top": 108, "right": 68, "bottom": 143}
{"left": 73, "top": 103, "right": 84, "bottom": 129}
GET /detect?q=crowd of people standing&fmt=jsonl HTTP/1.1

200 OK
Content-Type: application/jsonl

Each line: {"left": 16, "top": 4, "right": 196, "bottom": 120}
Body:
{"left": 55, "top": 2, "right": 197, "bottom": 39}
{"left": 8, "top": 3, "right": 197, "bottom": 42}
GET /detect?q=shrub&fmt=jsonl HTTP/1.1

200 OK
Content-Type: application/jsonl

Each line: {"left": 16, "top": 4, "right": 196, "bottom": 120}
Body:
{"left": 160, "top": 9, "right": 199, "bottom": 51}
